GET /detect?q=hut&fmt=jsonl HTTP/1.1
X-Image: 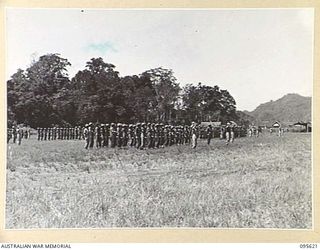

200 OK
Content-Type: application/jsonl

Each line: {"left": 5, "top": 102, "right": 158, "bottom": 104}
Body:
{"left": 292, "top": 121, "right": 312, "bottom": 132}
{"left": 272, "top": 121, "right": 281, "bottom": 128}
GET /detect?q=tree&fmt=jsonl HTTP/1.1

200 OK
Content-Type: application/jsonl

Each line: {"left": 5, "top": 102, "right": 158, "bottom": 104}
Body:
{"left": 7, "top": 54, "right": 71, "bottom": 127}
{"left": 120, "top": 74, "right": 156, "bottom": 122}
{"left": 181, "top": 83, "right": 237, "bottom": 123}
{"left": 70, "top": 57, "right": 123, "bottom": 123}
{"left": 143, "top": 67, "right": 180, "bottom": 123}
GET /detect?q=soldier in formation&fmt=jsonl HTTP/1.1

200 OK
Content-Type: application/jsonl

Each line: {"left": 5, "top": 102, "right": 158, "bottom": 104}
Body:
{"left": 78, "top": 122, "right": 194, "bottom": 150}
{"left": 7, "top": 125, "right": 25, "bottom": 145}
{"left": 27, "top": 121, "right": 250, "bottom": 149}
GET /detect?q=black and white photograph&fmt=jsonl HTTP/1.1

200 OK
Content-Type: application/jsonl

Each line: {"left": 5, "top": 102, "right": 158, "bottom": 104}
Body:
{"left": 5, "top": 8, "right": 313, "bottom": 229}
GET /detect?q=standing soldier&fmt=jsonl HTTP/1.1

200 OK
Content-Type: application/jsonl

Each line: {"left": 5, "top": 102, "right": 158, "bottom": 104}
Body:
{"left": 174, "top": 126, "right": 179, "bottom": 145}
{"left": 170, "top": 125, "right": 175, "bottom": 146}
{"left": 230, "top": 123, "right": 235, "bottom": 143}
{"left": 159, "top": 124, "right": 165, "bottom": 147}
{"left": 257, "top": 126, "right": 262, "bottom": 137}
{"left": 95, "top": 123, "right": 102, "bottom": 148}
{"left": 26, "top": 127, "right": 31, "bottom": 139}
{"left": 75, "top": 126, "right": 79, "bottom": 140}
{"left": 88, "top": 123, "right": 94, "bottom": 148}
{"left": 100, "top": 124, "right": 106, "bottom": 147}
{"left": 151, "top": 123, "right": 157, "bottom": 148}
{"left": 183, "top": 125, "right": 189, "bottom": 144}
{"left": 123, "top": 124, "right": 129, "bottom": 147}
{"left": 141, "top": 123, "right": 146, "bottom": 149}
{"left": 191, "top": 122, "right": 198, "bottom": 149}
{"left": 207, "top": 124, "right": 213, "bottom": 145}
{"left": 129, "top": 124, "right": 135, "bottom": 147}
{"left": 83, "top": 124, "right": 89, "bottom": 149}
{"left": 37, "top": 127, "right": 41, "bottom": 141}
{"left": 110, "top": 123, "right": 117, "bottom": 148}
{"left": 225, "top": 122, "right": 231, "bottom": 145}
{"left": 116, "top": 123, "right": 122, "bottom": 148}
{"left": 23, "top": 128, "right": 28, "bottom": 139}
{"left": 40, "top": 128, "right": 44, "bottom": 141}
{"left": 278, "top": 126, "right": 283, "bottom": 137}
{"left": 164, "top": 125, "right": 169, "bottom": 147}
{"left": 52, "top": 127, "right": 56, "bottom": 140}
{"left": 79, "top": 126, "right": 83, "bottom": 140}
{"left": 147, "top": 123, "right": 152, "bottom": 149}
{"left": 48, "top": 128, "right": 51, "bottom": 140}
{"left": 67, "top": 127, "right": 71, "bottom": 140}
{"left": 12, "top": 126, "right": 17, "bottom": 143}
{"left": 44, "top": 128, "right": 48, "bottom": 140}
{"left": 248, "top": 126, "right": 252, "bottom": 137}
{"left": 220, "top": 126, "right": 225, "bottom": 140}
{"left": 16, "top": 126, "right": 22, "bottom": 145}
{"left": 59, "top": 127, "right": 63, "bottom": 140}
{"left": 64, "top": 127, "right": 67, "bottom": 140}
{"left": 7, "top": 128, "right": 12, "bottom": 143}
{"left": 70, "top": 127, "right": 73, "bottom": 140}
{"left": 104, "top": 124, "right": 110, "bottom": 147}
{"left": 155, "top": 124, "right": 160, "bottom": 148}
{"left": 135, "top": 123, "right": 142, "bottom": 149}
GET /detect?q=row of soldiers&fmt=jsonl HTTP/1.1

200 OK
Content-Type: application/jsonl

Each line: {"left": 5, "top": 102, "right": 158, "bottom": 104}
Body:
{"left": 34, "top": 122, "right": 240, "bottom": 149}
{"left": 83, "top": 122, "right": 193, "bottom": 149}
{"left": 37, "top": 127, "right": 85, "bottom": 141}
{"left": 7, "top": 126, "right": 31, "bottom": 144}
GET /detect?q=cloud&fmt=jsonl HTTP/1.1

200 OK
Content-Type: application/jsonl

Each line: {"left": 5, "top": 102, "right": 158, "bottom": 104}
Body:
{"left": 85, "top": 41, "right": 117, "bottom": 54}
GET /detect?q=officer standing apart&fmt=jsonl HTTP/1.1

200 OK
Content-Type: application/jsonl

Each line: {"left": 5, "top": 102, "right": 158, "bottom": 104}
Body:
{"left": 225, "top": 122, "right": 231, "bottom": 145}
{"left": 191, "top": 122, "right": 198, "bottom": 149}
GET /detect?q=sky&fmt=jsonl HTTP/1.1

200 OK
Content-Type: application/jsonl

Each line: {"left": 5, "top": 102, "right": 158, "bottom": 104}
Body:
{"left": 6, "top": 8, "right": 314, "bottom": 111}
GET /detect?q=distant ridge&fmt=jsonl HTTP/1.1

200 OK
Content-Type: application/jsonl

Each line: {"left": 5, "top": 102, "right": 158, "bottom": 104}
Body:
{"left": 243, "top": 93, "right": 311, "bottom": 125}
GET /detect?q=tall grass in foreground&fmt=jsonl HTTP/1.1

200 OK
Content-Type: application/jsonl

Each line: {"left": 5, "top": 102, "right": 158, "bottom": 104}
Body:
{"left": 6, "top": 133, "right": 312, "bottom": 228}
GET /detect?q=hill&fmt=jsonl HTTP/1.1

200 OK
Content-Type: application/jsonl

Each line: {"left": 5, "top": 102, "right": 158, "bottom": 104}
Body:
{"left": 244, "top": 93, "right": 311, "bottom": 125}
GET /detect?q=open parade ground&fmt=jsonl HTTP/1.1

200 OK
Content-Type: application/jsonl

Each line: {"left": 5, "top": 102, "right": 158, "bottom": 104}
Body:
{"left": 6, "top": 132, "right": 312, "bottom": 229}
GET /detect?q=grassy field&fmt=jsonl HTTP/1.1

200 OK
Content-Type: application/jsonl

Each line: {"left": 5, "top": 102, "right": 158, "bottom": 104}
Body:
{"left": 6, "top": 133, "right": 312, "bottom": 229}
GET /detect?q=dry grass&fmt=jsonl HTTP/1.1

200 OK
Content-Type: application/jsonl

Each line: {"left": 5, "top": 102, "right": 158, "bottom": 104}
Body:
{"left": 6, "top": 133, "right": 312, "bottom": 229}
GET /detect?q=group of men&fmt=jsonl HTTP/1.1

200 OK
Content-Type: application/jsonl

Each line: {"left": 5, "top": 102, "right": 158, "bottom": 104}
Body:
{"left": 8, "top": 121, "right": 242, "bottom": 149}
{"left": 247, "top": 126, "right": 263, "bottom": 137}
{"left": 32, "top": 122, "right": 238, "bottom": 149}
{"left": 82, "top": 122, "right": 194, "bottom": 150}
{"left": 43, "top": 122, "right": 240, "bottom": 149}
{"left": 36, "top": 127, "right": 84, "bottom": 141}
{"left": 7, "top": 126, "right": 31, "bottom": 145}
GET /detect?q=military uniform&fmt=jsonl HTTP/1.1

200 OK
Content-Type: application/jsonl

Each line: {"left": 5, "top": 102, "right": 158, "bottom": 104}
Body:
{"left": 95, "top": 124, "right": 102, "bottom": 148}
{"left": 129, "top": 124, "right": 135, "bottom": 147}
{"left": 110, "top": 123, "right": 117, "bottom": 148}
{"left": 7, "top": 129, "right": 12, "bottom": 143}
{"left": 37, "top": 127, "right": 41, "bottom": 140}
{"left": 191, "top": 123, "right": 198, "bottom": 149}
{"left": 12, "top": 126, "right": 17, "bottom": 143}
{"left": 116, "top": 124, "right": 123, "bottom": 148}
{"left": 89, "top": 123, "right": 94, "bottom": 148}
{"left": 123, "top": 124, "right": 129, "bottom": 147}
{"left": 104, "top": 124, "right": 110, "bottom": 146}
{"left": 135, "top": 123, "right": 142, "bottom": 149}
{"left": 48, "top": 128, "right": 51, "bottom": 140}
{"left": 147, "top": 123, "right": 153, "bottom": 149}
{"left": 206, "top": 125, "right": 213, "bottom": 145}
{"left": 225, "top": 123, "right": 231, "bottom": 145}
{"left": 141, "top": 123, "right": 146, "bottom": 149}
{"left": 83, "top": 125, "right": 89, "bottom": 149}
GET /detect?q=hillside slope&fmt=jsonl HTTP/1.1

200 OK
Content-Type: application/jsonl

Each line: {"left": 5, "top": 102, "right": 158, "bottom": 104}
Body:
{"left": 244, "top": 94, "right": 311, "bottom": 124}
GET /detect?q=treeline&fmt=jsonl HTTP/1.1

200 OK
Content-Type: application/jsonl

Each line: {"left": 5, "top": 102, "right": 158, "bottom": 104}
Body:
{"left": 7, "top": 53, "right": 250, "bottom": 128}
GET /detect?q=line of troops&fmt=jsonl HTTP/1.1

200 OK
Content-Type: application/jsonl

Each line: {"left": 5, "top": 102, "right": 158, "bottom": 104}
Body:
{"left": 7, "top": 126, "right": 31, "bottom": 145}
{"left": 32, "top": 122, "right": 242, "bottom": 149}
